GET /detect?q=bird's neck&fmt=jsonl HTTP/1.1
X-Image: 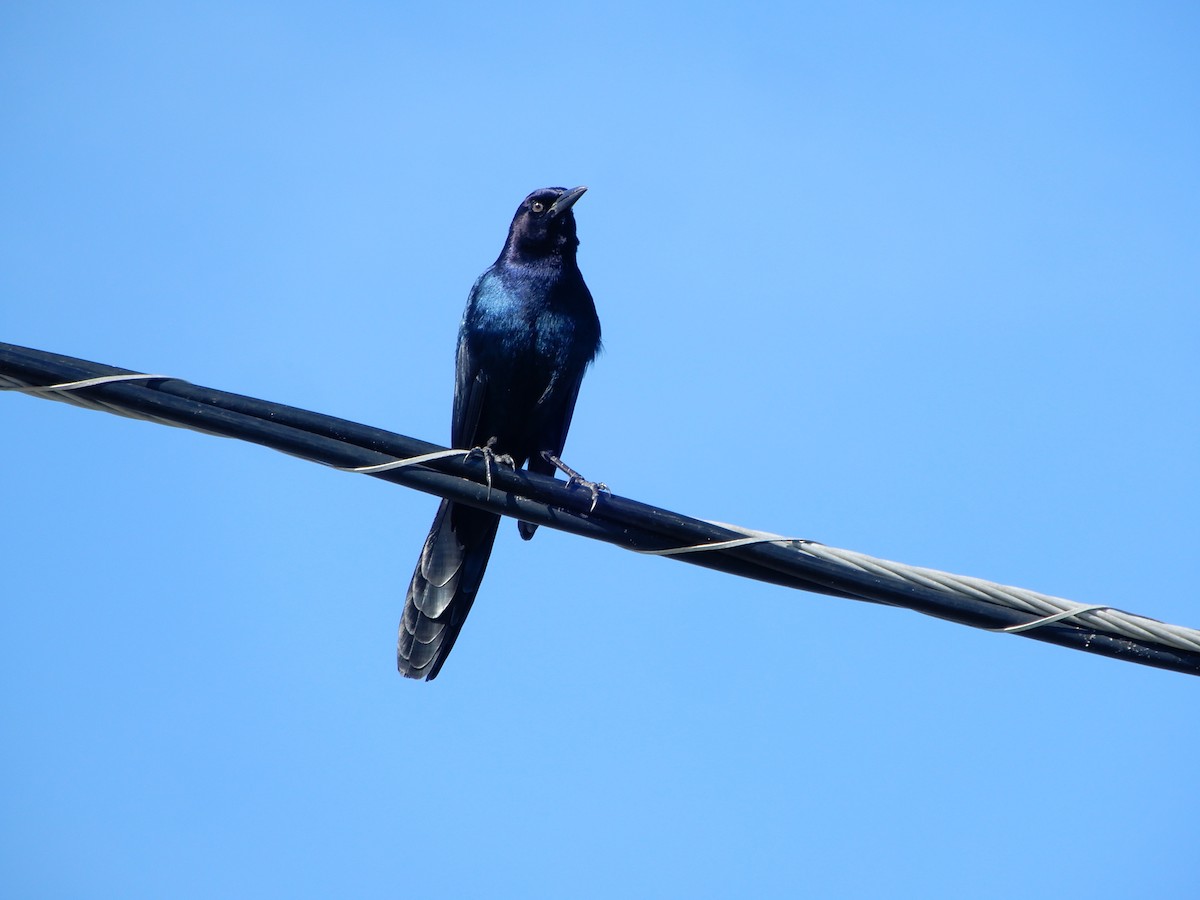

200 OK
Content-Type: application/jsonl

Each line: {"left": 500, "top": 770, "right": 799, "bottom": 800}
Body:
{"left": 499, "top": 243, "right": 578, "bottom": 273}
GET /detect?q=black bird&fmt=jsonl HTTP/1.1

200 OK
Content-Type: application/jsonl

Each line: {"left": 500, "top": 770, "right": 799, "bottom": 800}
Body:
{"left": 397, "top": 186, "right": 602, "bottom": 680}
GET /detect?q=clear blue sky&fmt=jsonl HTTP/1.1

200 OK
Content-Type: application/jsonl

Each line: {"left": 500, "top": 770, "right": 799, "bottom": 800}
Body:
{"left": 3, "top": 3, "right": 1197, "bottom": 898}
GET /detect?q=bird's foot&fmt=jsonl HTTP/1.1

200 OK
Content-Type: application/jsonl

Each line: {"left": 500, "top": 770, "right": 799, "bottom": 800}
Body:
{"left": 540, "top": 451, "right": 609, "bottom": 512}
{"left": 468, "top": 439, "right": 515, "bottom": 499}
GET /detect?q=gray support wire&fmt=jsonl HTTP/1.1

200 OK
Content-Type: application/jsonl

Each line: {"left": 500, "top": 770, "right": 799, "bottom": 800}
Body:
{"left": 3, "top": 341, "right": 1199, "bottom": 677}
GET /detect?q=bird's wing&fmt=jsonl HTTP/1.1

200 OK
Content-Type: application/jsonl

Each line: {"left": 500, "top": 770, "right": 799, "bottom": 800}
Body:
{"left": 451, "top": 330, "right": 488, "bottom": 450}
{"left": 534, "top": 368, "right": 585, "bottom": 464}
{"left": 517, "top": 370, "right": 586, "bottom": 541}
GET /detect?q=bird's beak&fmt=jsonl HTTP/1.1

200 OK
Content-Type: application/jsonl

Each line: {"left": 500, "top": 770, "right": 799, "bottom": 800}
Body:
{"left": 548, "top": 185, "right": 587, "bottom": 217}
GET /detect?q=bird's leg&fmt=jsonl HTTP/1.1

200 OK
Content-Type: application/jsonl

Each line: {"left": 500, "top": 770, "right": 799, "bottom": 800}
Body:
{"left": 540, "top": 451, "right": 609, "bottom": 512}
{"left": 468, "top": 437, "right": 515, "bottom": 499}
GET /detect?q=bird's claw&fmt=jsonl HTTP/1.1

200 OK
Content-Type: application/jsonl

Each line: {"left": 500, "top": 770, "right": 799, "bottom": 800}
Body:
{"left": 468, "top": 440, "right": 515, "bottom": 499}
{"left": 568, "top": 475, "right": 609, "bottom": 512}
{"left": 540, "top": 451, "right": 609, "bottom": 513}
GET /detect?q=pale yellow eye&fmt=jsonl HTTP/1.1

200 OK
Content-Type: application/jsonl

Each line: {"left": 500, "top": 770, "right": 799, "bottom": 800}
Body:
{"left": 531, "top": 200, "right": 545, "bottom": 213}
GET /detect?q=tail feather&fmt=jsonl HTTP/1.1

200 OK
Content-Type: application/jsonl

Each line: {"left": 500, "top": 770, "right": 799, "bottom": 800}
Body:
{"left": 398, "top": 500, "right": 500, "bottom": 680}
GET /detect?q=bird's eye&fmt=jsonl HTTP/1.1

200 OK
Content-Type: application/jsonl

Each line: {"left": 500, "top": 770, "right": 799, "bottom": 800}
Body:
{"left": 531, "top": 201, "right": 545, "bottom": 213}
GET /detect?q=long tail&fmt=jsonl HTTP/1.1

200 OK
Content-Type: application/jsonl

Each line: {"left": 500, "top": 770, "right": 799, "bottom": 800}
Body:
{"left": 398, "top": 499, "right": 500, "bottom": 680}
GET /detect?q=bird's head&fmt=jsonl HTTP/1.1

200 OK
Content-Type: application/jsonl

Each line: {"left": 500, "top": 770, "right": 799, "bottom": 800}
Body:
{"left": 502, "top": 186, "right": 587, "bottom": 261}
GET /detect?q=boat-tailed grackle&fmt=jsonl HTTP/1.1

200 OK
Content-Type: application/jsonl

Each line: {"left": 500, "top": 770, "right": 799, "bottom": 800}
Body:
{"left": 397, "top": 186, "right": 602, "bottom": 680}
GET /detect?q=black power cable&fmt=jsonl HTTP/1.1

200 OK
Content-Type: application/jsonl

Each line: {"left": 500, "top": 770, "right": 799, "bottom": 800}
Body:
{"left": 3, "top": 341, "right": 1198, "bottom": 677}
